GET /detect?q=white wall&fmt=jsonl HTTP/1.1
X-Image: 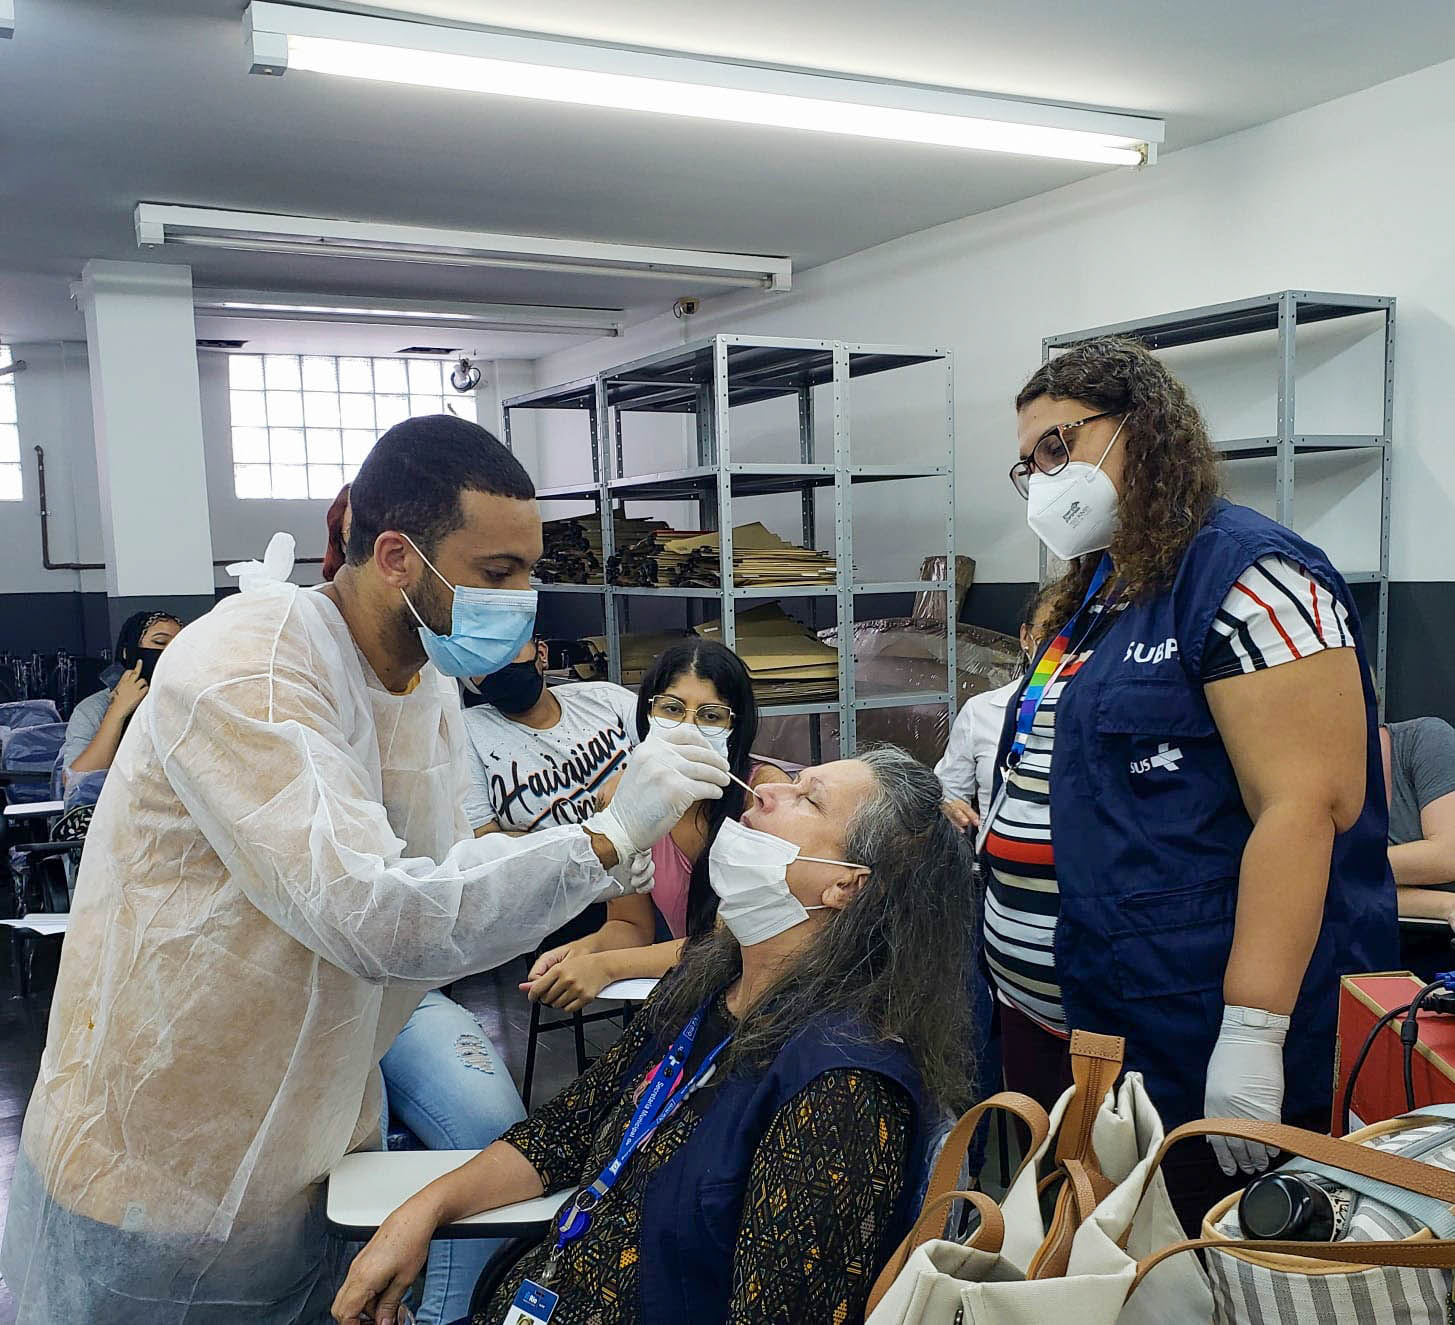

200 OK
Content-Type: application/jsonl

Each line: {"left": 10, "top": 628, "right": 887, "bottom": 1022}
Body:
{"left": 1, "top": 348, "right": 501, "bottom": 596}
{"left": 5, "top": 341, "right": 106, "bottom": 594}
{"left": 534, "top": 56, "right": 1455, "bottom": 588}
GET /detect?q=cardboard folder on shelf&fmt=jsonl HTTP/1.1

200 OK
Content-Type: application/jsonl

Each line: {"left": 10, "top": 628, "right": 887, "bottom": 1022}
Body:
{"left": 571, "top": 630, "right": 686, "bottom": 684}
{"left": 695, "top": 604, "right": 841, "bottom": 702}
{"left": 610, "top": 522, "right": 837, "bottom": 589}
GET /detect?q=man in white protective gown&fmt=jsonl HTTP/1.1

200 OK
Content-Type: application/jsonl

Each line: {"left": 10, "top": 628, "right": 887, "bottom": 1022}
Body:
{"left": 1, "top": 416, "right": 728, "bottom": 1323}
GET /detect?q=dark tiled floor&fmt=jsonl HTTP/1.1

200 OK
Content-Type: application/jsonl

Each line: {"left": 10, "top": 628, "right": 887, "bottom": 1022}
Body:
{"left": 0, "top": 940, "right": 625, "bottom": 1324}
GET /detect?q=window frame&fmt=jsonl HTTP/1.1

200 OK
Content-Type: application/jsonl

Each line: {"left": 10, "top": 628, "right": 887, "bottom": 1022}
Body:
{"left": 227, "top": 352, "right": 477, "bottom": 500}
{"left": 0, "top": 342, "right": 21, "bottom": 502}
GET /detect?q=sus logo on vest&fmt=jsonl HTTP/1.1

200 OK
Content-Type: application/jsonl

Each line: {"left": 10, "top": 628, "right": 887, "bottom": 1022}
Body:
{"left": 1130, "top": 743, "right": 1183, "bottom": 775}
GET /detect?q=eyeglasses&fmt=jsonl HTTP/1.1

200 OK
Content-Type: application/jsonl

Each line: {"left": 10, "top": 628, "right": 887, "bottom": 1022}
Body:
{"left": 649, "top": 694, "right": 734, "bottom": 732}
{"left": 1008, "top": 411, "right": 1119, "bottom": 499}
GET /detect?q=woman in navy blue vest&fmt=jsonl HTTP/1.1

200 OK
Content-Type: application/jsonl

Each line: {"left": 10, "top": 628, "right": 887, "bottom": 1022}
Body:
{"left": 334, "top": 745, "right": 973, "bottom": 1325}
{"left": 983, "top": 336, "right": 1396, "bottom": 1233}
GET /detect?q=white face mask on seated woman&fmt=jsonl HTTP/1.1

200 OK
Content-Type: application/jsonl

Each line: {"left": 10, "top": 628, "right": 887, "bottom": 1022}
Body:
{"left": 707, "top": 816, "right": 867, "bottom": 946}
{"left": 649, "top": 713, "right": 731, "bottom": 760}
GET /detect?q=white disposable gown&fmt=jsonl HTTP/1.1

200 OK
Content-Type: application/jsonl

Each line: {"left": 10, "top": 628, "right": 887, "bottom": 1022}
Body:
{"left": 2, "top": 556, "right": 620, "bottom": 1322}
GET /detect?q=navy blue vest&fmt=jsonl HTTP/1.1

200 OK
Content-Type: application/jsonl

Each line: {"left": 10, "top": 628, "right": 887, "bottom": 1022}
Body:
{"left": 993, "top": 500, "right": 1396, "bottom": 1128}
{"left": 634, "top": 1013, "right": 931, "bottom": 1323}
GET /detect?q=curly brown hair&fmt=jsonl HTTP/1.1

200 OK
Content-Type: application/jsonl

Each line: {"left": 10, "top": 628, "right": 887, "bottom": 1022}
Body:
{"left": 1017, "top": 336, "right": 1221, "bottom": 627}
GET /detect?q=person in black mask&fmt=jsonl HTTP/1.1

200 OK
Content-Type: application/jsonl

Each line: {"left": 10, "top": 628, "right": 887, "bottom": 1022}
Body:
{"left": 459, "top": 636, "right": 640, "bottom": 836}
{"left": 61, "top": 610, "right": 184, "bottom": 781}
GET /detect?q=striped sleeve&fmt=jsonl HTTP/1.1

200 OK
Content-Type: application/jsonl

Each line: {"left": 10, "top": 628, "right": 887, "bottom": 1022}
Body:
{"left": 1202, "top": 554, "right": 1353, "bottom": 682}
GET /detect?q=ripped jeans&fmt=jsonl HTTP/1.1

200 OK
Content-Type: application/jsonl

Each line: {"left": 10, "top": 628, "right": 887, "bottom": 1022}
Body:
{"left": 380, "top": 991, "right": 528, "bottom": 1324}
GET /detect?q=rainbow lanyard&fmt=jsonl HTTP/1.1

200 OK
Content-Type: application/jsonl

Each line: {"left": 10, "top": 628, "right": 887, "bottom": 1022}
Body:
{"left": 1004, "top": 555, "right": 1114, "bottom": 772}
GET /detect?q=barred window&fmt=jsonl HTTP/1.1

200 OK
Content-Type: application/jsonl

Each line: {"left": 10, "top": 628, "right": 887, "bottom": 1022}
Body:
{"left": 0, "top": 343, "right": 21, "bottom": 500}
{"left": 227, "top": 354, "right": 476, "bottom": 499}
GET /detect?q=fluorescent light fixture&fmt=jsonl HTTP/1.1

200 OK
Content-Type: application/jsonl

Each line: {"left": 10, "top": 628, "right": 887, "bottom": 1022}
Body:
{"left": 243, "top": 2, "right": 1162, "bottom": 167}
{"left": 192, "top": 288, "right": 623, "bottom": 337}
{"left": 0, "top": 0, "right": 14, "bottom": 40}
{"left": 136, "top": 204, "right": 792, "bottom": 291}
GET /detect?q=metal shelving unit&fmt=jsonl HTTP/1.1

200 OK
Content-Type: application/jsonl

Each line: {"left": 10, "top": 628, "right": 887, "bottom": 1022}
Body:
{"left": 1042, "top": 290, "right": 1394, "bottom": 689}
{"left": 504, "top": 334, "right": 956, "bottom": 757}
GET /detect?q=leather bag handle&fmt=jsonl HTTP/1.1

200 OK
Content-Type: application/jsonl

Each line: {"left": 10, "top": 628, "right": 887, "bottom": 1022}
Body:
{"left": 918, "top": 1090, "right": 1051, "bottom": 1217}
{"left": 1122, "top": 1116, "right": 1455, "bottom": 1295}
{"left": 1131, "top": 1231, "right": 1455, "bottom": 1296}
{"left": 866, "top": 1189, "right": 1006, "bottom": 1315}
{"left": 1027, "top": 1030, "right": 1125, "bottom": 1279}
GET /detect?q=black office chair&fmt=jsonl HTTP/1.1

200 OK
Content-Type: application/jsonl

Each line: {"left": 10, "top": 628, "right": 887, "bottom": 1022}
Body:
{"left": 520, "top": 903, "right": 617, "bottom": 1108}
{"left": 6, "top": 811, "right": 87, "bottom": 997}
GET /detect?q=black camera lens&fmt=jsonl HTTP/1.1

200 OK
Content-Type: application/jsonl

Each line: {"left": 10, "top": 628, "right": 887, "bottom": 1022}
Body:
{"left": 1238, "top": 1173, "right": 1338, "bottom": 1242}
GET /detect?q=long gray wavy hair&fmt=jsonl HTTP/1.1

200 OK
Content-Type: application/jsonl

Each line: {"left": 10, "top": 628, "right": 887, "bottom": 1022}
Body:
{"left": 647, "top": 744, "right": 975, "bottom": 1110}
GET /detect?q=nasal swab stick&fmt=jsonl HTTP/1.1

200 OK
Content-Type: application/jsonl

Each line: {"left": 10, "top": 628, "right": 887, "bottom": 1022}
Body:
{"left": 729, "top": 772, "right": 761, "bottom": 802}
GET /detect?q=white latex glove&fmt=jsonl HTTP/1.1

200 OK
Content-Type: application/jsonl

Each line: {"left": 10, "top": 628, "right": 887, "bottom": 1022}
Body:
{"left": 584, "top": 725, "right": 728, "bottom": 864}
{"left": 606, "top": 849, "right": 655, "bottom": 898}
{"left": 1204, "top": 1004, "right": 1290, "bottom": 1176}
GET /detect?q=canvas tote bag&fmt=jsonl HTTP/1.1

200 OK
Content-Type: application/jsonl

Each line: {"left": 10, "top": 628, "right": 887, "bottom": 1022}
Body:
{"left": 867, "top": 1030, "right": 1212, "bottom": 1325}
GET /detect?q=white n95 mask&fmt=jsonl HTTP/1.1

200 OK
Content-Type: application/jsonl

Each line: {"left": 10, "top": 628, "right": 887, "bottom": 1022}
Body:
{"left": 1025, "top": 413, "right": 1128, "bottom": 561}
{"left": 707, "top": 816, "right": 864, "bottom": 946}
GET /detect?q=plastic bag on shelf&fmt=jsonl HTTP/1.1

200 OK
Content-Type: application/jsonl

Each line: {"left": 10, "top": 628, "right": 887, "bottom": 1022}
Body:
{"left": 753, "top": 618, "right": 1020, "bottom": 770}
{"left": 913, "top": 555, "right": 975, "bottom": 626}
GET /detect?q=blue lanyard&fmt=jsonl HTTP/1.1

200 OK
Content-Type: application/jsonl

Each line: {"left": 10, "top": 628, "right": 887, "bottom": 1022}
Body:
{"left": 1005, "top": 556, "right": 1113, "bottom": 771}
{"left": 546, "top": 1000, "right": 732, "bottom": 1275}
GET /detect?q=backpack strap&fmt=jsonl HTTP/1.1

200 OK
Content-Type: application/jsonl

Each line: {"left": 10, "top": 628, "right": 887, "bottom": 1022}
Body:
{"left": 1291, "top": 1158, "right": 1455, "bottom": 1239}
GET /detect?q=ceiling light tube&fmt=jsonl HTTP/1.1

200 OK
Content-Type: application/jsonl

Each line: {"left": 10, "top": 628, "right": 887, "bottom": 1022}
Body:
{"left": 136, "top": 204, "right": 792, "bottom": 290}
{"left": 192, "top": 288, "right": 623, "bottom": 336}
{"left": 243, "top": 2, "right": 1162, "bottom": 166}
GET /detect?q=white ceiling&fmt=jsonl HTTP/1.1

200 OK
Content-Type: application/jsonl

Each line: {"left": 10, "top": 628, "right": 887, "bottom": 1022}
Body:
{"left": 3, "top": 0, "right": 1454, "bottom": 350}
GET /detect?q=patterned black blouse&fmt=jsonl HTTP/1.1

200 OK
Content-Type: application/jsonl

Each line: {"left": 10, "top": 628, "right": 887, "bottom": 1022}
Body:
{"left": 478, "top": 994, "right": 913, "bottom": 1325}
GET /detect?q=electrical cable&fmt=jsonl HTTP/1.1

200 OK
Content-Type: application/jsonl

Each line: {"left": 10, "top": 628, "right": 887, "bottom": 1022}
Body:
{"left": 1342, "top": 1001, "right": 1411, "bottom": 1137}
{"left": 1400, "top": 979, "right": 1453, "bottom": 1114}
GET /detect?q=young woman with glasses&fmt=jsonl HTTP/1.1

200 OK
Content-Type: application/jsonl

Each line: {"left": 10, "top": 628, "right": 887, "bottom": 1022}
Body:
{"left": 522, "top": 640, "right": 786, "bottom": 1011}
{"left": 986, "top": 335, "right": 1394, "bottom": 1234}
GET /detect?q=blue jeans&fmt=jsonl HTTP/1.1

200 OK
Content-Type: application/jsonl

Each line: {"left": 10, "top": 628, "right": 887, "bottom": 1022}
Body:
{"left": 380, "top": 991, "right": 527, "bottom": 1325}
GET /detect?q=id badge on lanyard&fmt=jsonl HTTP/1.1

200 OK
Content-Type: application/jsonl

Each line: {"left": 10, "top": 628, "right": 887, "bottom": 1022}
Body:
{"left": 509, "top": 999, "right": 732, "bottom": 1320}
{"left": 983, "top": 556, "right": 1114, "bottom": 833}
{"left": 501, "top": 1280, "right": 558, "bottom": 1325}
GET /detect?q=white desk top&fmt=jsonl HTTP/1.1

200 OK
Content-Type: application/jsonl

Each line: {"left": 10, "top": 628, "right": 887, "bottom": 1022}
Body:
{"left": 4, "top": 800, "right": 63, "bottom": 818}
{"left": 1398, "top": 915, "right": 1454, "bottom": 930}
{"left": 327, "top": 1149, "right": 570, "bottom": 1239}
{"left": 0, "top": 915, "right": 69, "bottom": 935}
{"left": 597, "top": 977, "right": 659, "bottom": 1003}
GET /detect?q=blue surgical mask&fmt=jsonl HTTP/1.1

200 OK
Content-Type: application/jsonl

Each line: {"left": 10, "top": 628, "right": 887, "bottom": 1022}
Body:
{"left": 399, "top": 535, "right": 537, "bottom": 679}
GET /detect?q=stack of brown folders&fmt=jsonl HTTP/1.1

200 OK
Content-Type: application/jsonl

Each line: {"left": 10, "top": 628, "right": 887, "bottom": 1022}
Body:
{"left": 608, "top": 522, "right": 837, "bottom": 590}
{"left": 534, "top": 513, "right": 669, "bottom": 584}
